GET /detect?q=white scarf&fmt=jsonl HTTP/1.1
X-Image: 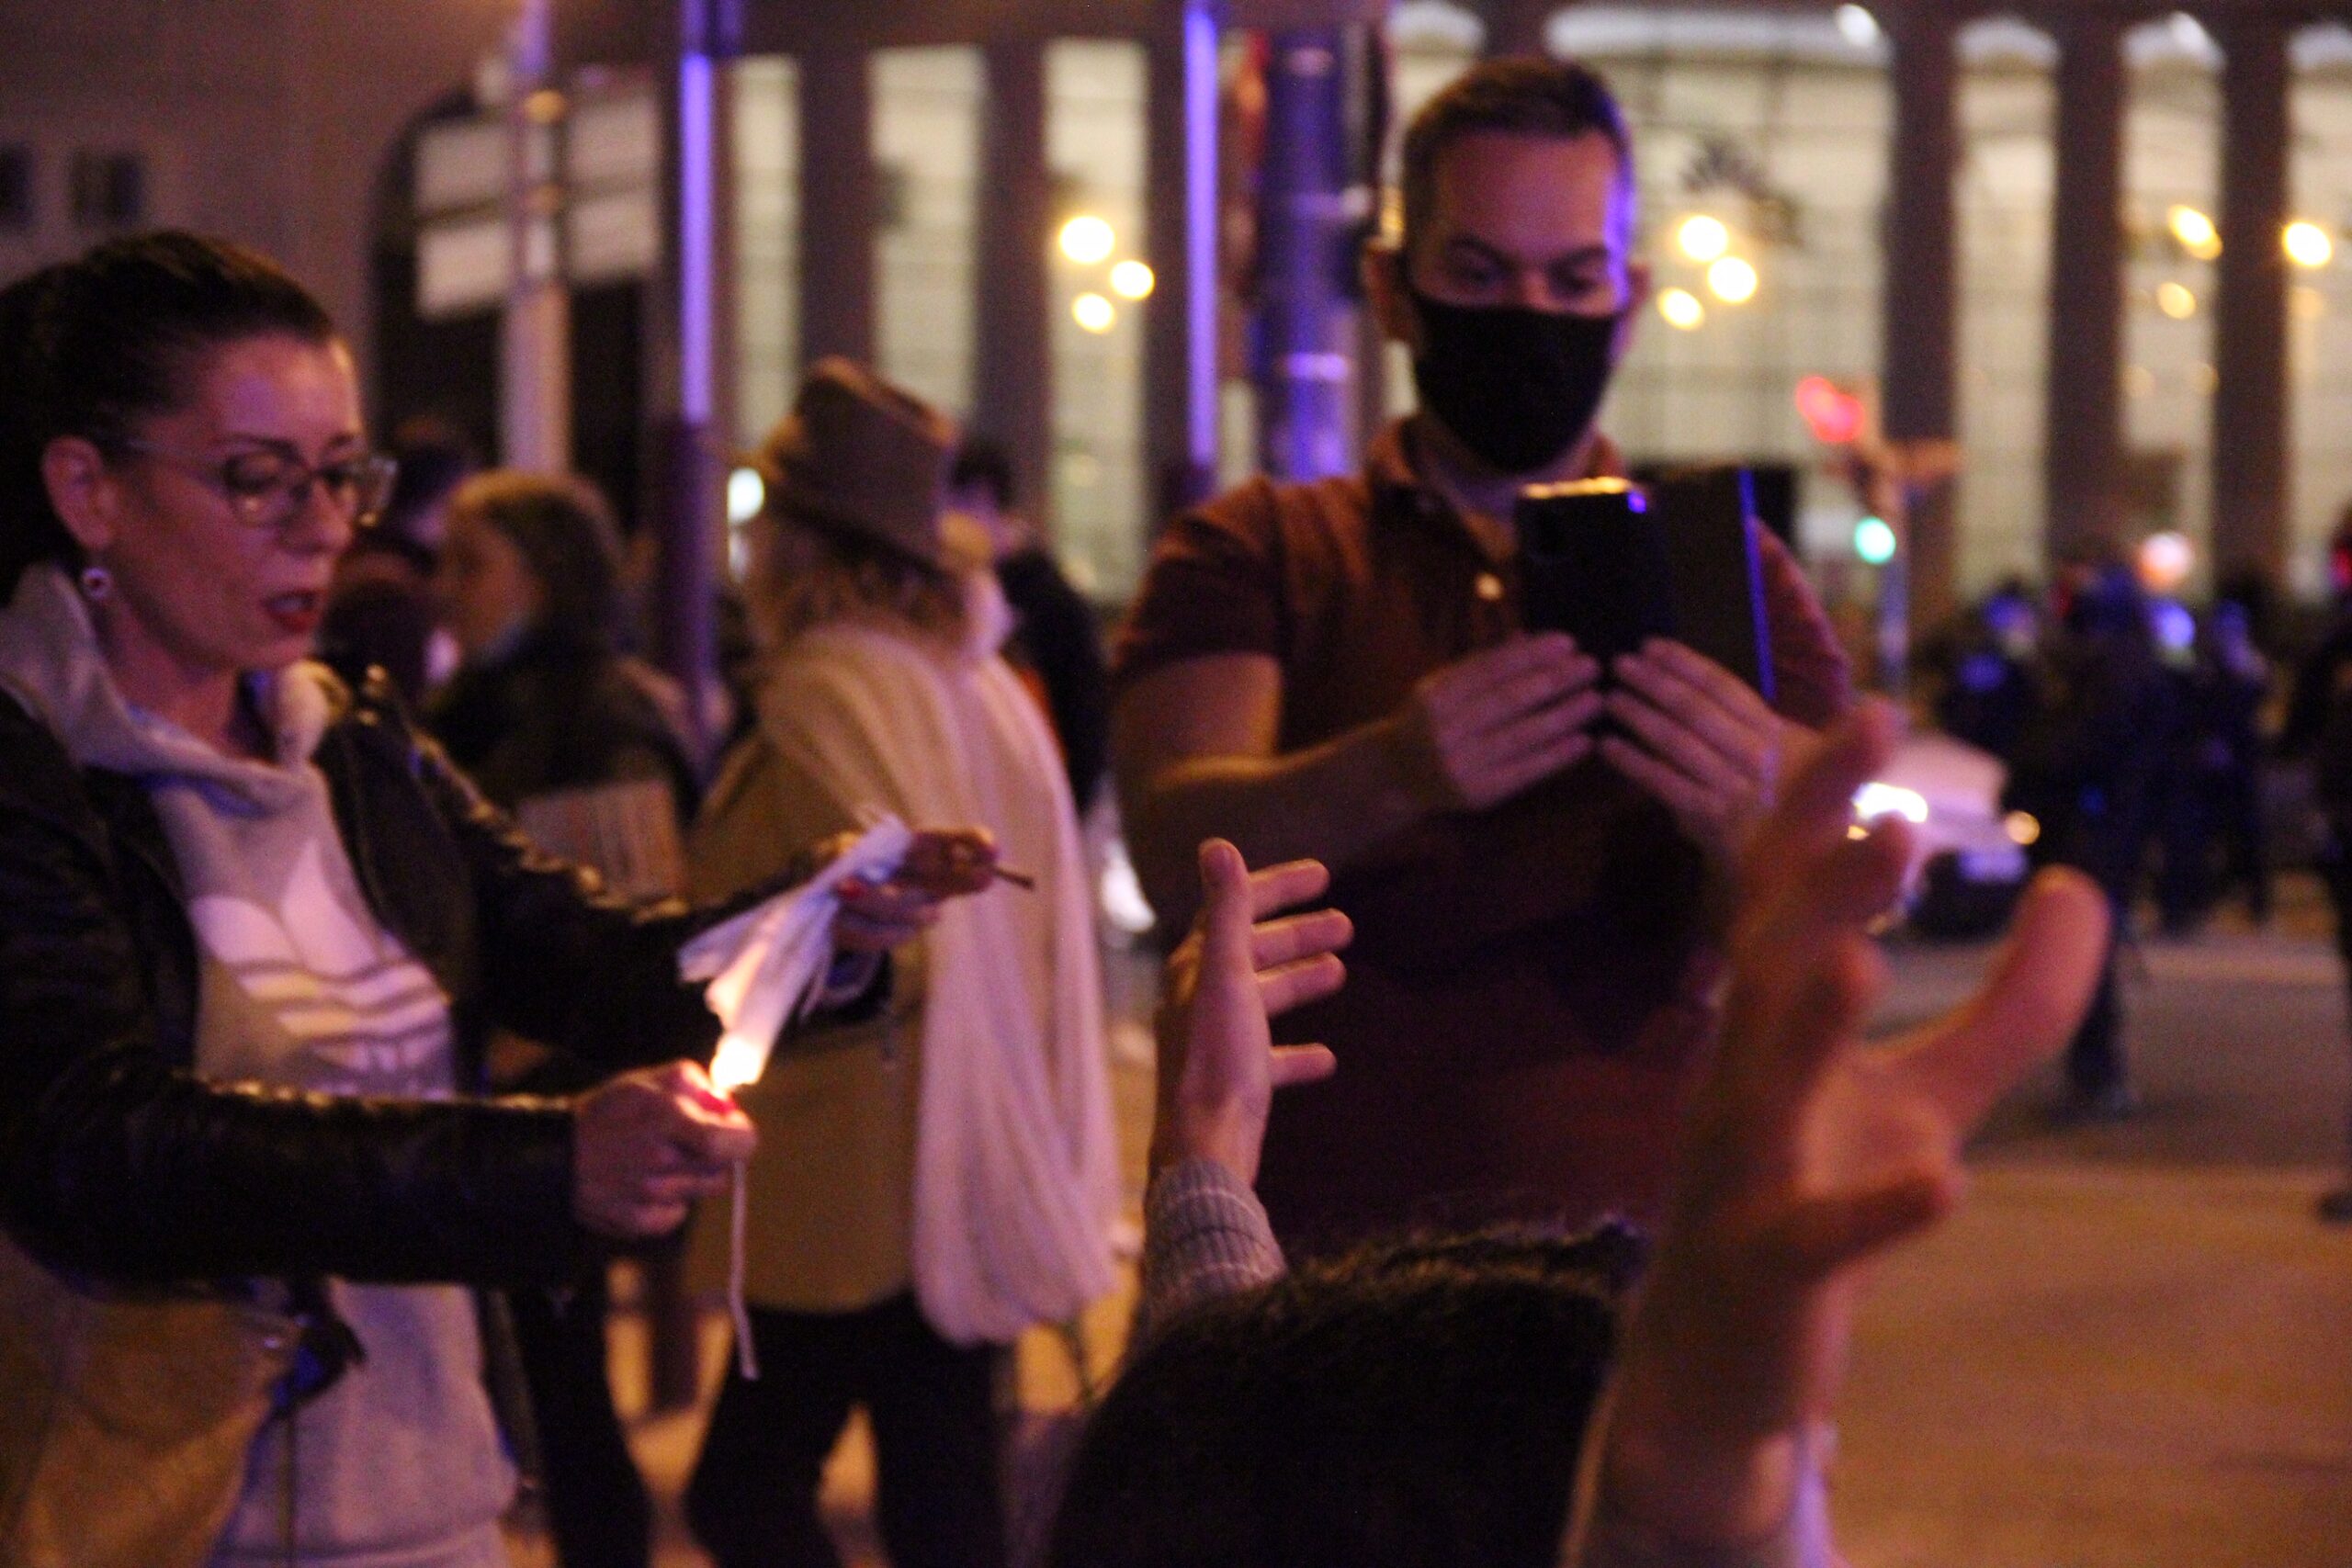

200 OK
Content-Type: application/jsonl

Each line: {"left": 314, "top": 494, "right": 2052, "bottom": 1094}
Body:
{"left": 752, "top": 589, "right": 1117, "bottom": 1344}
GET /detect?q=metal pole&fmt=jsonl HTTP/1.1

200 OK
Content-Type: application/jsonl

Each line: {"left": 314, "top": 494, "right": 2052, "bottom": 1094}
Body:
{"left": 500, "top": 0, "right": 571, "bottom": 473}
{"left": 649, "top": 0, "right": 734, "bottom": 764}
{"left": 1253, "top": 29, "right": 1357, "bottom": 481}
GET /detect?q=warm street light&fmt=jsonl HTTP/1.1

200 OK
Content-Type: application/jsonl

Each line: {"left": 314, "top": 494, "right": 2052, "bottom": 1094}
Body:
{"left": 2156, "top": 281, "right": 2197, "bottom": 319}
{"left": 2168, "top": 204, "right": 2221, "bottom": 260}
{"left": 1658, "top": 288, "right": 1705, "bottom": 330}
{"left": 1072, "top": 292, "right": 1115, "bottom": 333}
{"left": 1059, "top": 216, "right": 1116, "bottom": 265}
{"left": 1110, "top": 259, "right": 1156, "bottom": 299}
{"left": 1708, "top": 255, "right": 1758, "bottom": 303}
{"left": 1677, "top": 215, "right": 1730, "bottom": 264}
{"left": 727, "top": 466, "right": 765, "bottom": 525}
{"left": 2285, "top": 220, "right": 2335, "bottom": 268}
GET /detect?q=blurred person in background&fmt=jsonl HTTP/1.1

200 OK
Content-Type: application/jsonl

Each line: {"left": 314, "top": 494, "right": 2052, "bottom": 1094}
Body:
{"left": 0, "top": 232, "right": 997, "bottom": 1568}
{"left": 684, "top": 361, "right": 1117, "bottom": 1568}
{"left": 318, "top": 416, "right": 475, "bottom": 706}
{"left": 1934, "top": 581, "right": 2046, "bottom": 766}
{"left": 424, "top": 468, "right": 710, "bottom": 1568}
{"left": 945, "top": 437, "right": 1112, "bottom": 818}
{"left": 2280, "top": 506, "right": 2352, "bottom": 1220}
{"left": 2004, "top": 560, "right": 2176, "bottom": 1119}
{"left": 2156, "top": 597, "right": 2270, "bottom": 933}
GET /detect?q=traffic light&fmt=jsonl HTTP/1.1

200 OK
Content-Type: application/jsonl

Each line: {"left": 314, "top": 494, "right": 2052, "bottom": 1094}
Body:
{"left": 1853, "top": 514, "right": 1896, "bottom": 565}
{"left": 1795, "top": 375, "right": 1866, "bottom": 446}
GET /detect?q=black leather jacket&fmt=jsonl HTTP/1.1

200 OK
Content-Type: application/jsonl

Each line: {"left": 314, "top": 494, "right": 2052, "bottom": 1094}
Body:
{"left": 0, "top": 671, "right": 761, "bottom": 1290}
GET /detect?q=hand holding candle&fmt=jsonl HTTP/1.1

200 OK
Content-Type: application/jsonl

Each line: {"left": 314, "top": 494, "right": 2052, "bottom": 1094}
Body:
{"left": 571, "top": 1060, "right": 757, "bottom": 1241}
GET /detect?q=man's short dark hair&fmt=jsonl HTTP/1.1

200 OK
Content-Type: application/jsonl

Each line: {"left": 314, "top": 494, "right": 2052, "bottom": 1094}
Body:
{"left": 1046, "top": 1224, "right": 1643, "bottom": 1568}
{"left": 1399, "top": 57, "right": 1634, "bottom": 257}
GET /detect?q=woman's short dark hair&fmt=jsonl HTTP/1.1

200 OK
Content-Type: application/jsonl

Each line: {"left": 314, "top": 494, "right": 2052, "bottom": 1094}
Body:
{"left": 0, "top": 231, "right": 339, "bottom": 594}
{"left": 1397, "top": 57, "right": 1634, "bottom": 258}
{"left": 1046, "top": 1223, "right": 1643, "bottom": 1568}
{"left": 450, "top": 470, "right": 627, "bottom": 649}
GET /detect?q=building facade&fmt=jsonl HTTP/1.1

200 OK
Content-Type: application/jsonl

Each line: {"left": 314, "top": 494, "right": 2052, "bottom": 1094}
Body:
{"left": 6, "top": 0, "right": 2350, "bottom": 622}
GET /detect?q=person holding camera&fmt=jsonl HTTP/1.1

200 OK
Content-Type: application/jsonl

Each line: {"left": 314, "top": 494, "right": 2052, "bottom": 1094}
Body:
{"left": 1111, "top": 58, "right": 1850, "bottom": 1258}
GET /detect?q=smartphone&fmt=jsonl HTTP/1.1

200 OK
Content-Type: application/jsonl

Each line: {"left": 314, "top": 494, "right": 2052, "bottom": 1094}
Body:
{"left": 1514, "top": 479, "right": 1677, "bottom": 671}
{"left": 1513, "top": 468, "right": 1774, "bottom": 699}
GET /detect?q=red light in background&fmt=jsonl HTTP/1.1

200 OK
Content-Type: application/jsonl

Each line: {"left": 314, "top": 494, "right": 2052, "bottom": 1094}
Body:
{"left": 1795, "top": 375, "right": 1865, "bottom": 446}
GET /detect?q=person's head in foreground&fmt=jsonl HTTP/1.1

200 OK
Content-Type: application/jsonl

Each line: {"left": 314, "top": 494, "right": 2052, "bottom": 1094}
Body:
{"left": 1364, "top": 54, "right": 1647, "bottom": 481}
{"left": 1050, "top": 1224, "right": 1642, "bottom": 1568}
{"left": 1053, "top": 704, "right": 2110, "bottom": 1568}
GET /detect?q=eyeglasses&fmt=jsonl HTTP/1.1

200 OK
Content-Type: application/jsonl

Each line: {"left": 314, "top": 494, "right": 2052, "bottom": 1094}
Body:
{"left": 118, "top": 439, "right": 400, "bottom": 535}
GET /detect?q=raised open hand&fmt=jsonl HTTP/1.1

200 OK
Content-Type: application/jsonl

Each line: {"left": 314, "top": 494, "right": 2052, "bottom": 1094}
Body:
{"left": 1148, "top": 840, "right": 1351, "bottom": 1186}
{"left": 1595, "top": 701, "right": 2109, "bottom": 1549}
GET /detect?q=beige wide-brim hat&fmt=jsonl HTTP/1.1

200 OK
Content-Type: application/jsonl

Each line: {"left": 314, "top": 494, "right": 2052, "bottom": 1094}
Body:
{"left": 756, "top": 356, "right": 958, "bottom": 570}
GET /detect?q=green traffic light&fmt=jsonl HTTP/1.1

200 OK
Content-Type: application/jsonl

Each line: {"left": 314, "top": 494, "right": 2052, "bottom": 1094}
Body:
{"left": 1854, "top": 515, "right": 1896, "bottom": 565}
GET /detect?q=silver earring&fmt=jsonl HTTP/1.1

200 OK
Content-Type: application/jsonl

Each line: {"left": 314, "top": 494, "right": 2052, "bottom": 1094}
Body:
{"left": 77, "top": 564, "right": 113, "bottom": 602}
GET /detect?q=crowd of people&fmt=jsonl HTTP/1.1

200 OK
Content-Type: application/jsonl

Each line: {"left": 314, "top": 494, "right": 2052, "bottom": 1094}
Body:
{"left": 0, "top": 48, "right": 2241, "bottom": 1568}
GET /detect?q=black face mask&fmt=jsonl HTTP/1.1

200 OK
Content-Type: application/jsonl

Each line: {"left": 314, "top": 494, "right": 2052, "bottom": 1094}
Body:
{"left": 1408, "top": 288, "right": 1622, "bottom": 476}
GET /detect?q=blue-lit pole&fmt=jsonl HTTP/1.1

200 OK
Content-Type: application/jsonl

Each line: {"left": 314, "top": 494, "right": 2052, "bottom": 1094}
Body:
{"left": 1254, "top": 29, "right": 1357, "bottom": 481}
{"left": 650, "top": 0, "right": 736, "bottom": 763}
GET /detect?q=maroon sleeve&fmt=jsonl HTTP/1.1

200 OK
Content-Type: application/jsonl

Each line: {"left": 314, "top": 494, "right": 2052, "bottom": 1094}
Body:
{"left": 1110, "top": 480, "right": 1287, "bottom": 696}
{"left": 1758, "top": 527, "right": 1852, "bottom": 728}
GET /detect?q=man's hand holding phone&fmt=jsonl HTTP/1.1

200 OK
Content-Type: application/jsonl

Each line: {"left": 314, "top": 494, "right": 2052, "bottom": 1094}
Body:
{"left": 1601, "top": 637, "right": 1801, "bottom": 863}
{"left": 1386, "top": 632, "right": 1603, "bottom": 814}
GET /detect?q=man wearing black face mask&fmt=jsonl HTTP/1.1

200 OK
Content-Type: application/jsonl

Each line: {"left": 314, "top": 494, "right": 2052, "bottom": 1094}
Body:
{"left": 1112, "top": 58, "right": 1851, "bottom": 1258}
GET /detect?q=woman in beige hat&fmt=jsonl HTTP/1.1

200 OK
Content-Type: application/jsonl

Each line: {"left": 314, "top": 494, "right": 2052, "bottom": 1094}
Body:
{"left": 684, "top": 360, "right": 1118, "bottom": 1568}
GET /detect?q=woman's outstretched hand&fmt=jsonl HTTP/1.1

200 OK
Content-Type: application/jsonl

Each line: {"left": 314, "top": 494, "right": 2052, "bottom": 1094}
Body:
{"left": 831, "top": 826, "right": 1001, "bottom": 952}
{"left": 1148, "top": 839, "right": 1351, "bottom": 1187}
{"left": 1592, "top": 700, "right": 2109, "bottom": 1551}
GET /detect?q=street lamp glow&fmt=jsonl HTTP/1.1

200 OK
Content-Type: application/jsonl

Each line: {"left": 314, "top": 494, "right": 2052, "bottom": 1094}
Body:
{"left": 1058, "top": 216, "right": 1116, "bottom": 265}
{"left": 2156, "top": 281, "right": 2197, "bottom": 319}
{"left": 2138, "top": 529, "right": 2195, "bottom": 593}
{"left": 1836, "top": 5, "right": 1882, "bottom": 47}
{"left": 1072, "top": 291, "right": 1115, "bottom": 333}
{"left": 2285, "top": 220, "right": 2335, "bottom": 268}
{"left": 1707, "top": 255, "right": 1759, "bottom": 304}
{"left": 1109, "top": 259, "right": 1156, "bottom": 299}
{"left": 1677, "top": 215, "right": 1730, "bottom": 264}
{"left": 1657, "top": 288, "right": 1705, "bottom": 330}
{"left": 2167, "top": 204, "right": 2221, "bottom": 260}
{"left": 726, "top": 466, "right": 765, "bottom": 525}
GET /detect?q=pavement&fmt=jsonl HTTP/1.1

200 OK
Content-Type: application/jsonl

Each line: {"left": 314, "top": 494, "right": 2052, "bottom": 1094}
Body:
{"left": 536, "top": 880, "right": 2352, "bottom": 1568}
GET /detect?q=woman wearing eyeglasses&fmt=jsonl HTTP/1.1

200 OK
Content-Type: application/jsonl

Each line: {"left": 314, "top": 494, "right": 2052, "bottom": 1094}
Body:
{"left": 0, "top": 232, "right": 997, "bottom": 1568}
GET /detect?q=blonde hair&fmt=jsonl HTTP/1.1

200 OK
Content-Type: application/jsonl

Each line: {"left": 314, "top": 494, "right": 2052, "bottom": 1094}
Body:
{"left": 743, "top": 502, "right": 990, "bottom": 651}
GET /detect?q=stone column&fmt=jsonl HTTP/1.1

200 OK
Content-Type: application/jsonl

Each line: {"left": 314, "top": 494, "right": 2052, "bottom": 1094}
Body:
{"left": 2211, "top": 14, "right": 2290, "bottom": 585}
{"left": 797, "top": 44, "right": 875, "bottom": 366}
{"left": 1146, "top": 0, "right": 1223, "bottom": 521}
{"left": 1879, "top": 1, "right": 1961, "bottom": 632}
{"left": 2042, "top": 9, "right": 2127, "bottom": 567}
{"left": 975, "top": 37, "right": 1053, "bottom": 526}
{"left": 1483, "top": 0, "right": 1552, "bottom": 59}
